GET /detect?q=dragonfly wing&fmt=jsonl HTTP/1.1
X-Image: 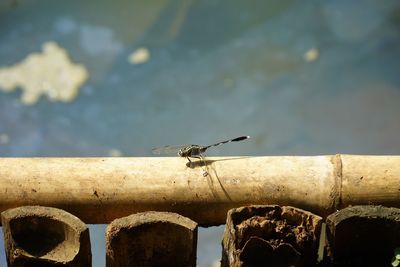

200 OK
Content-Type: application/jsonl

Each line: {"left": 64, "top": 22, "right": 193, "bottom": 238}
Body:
{"left": 151, "top": 145, "right": 190, "bottom": 155}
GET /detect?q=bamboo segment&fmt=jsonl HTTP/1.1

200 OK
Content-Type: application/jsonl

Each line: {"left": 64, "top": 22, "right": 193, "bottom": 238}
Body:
{"left": 340, "top": 155, "right": 400, "bottom": 208}
{"left": 0, "top": 155, "right": 398, "bottom": 226}
{"left": 106, "top": 211, "right": 197, "bottom": 267}
{"left": 221, "top": 205, "right": 322, "bottom": 266}
{"left": 325, "top": 205, "right": 400, "bottom": 265}
{"left": 1, "top": 206, "right": 91, "bottom": 267}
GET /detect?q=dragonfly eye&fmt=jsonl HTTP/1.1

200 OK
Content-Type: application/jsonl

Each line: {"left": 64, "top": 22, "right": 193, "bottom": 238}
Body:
{"left": 178, "top": 150, "right": 183, "bottom": 156}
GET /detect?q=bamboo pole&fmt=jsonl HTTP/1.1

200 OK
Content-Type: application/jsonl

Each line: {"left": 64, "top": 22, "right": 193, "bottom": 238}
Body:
{"left": 0, "top": 155, "right": 399, "bottom": 226}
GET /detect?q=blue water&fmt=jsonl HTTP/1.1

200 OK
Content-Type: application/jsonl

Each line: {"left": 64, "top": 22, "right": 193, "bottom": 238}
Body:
{"left": 1, "top": 1, "right": 400, "bottom": 266}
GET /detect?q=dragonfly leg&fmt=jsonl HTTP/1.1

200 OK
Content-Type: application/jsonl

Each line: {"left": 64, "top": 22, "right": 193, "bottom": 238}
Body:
{"left": 185, "top": 155, "right": 208, "bottom": 176}
{"left": 199, "top": 154, "right": 208, "bottom": 176}
{"left": 190, "top": 155, "right": 202, "bottom": 162}
{"left": 190, "top": 154, "right": 208, "bottom": 176}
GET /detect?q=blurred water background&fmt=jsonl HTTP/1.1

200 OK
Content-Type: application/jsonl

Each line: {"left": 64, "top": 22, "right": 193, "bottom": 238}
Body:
{"left": 0, "top": 0, "right": 400, "bottom": 266}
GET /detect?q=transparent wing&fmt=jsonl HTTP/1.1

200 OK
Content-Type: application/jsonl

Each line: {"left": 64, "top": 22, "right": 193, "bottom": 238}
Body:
{"left": 151, "top": 144, "right": 190, "bottom": 155}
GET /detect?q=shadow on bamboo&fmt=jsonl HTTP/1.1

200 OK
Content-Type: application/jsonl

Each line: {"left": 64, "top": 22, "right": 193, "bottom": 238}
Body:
{"left": 186, "top": 157, "right": 250, "bottom": 202}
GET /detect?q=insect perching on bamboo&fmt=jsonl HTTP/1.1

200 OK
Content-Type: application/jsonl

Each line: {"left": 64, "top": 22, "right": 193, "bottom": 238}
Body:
{"left": 152, "top": 135, "right": 250, "bottom": 166}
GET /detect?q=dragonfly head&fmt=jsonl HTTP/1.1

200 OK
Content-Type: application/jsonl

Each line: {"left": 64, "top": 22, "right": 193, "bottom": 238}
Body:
{"left": 178, "top": 146, "right": 192, "bottom": 157}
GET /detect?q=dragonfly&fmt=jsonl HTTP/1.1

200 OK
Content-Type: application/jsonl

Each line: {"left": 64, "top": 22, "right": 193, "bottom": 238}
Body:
{"left": 152, "top": 135, "right": 250, "bottom": 163}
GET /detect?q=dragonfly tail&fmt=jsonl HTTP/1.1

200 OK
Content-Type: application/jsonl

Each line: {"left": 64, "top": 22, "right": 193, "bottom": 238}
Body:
{"left": 205, "top": 135, "right": 250, "bottom": 149}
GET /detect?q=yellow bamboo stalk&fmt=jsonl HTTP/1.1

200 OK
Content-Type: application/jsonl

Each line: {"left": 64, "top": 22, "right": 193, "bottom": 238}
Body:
{"left": 0, "top": 155, "right": 399, "bottom": 226}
